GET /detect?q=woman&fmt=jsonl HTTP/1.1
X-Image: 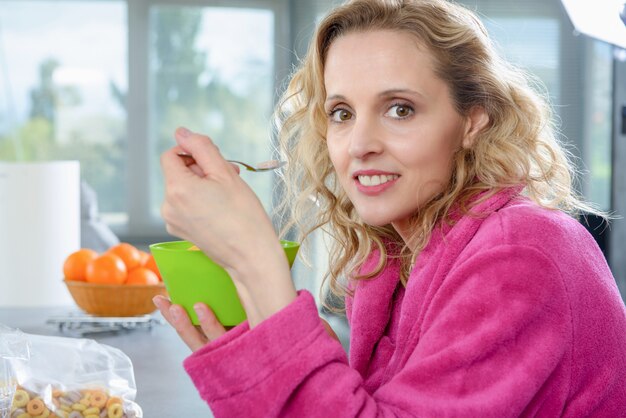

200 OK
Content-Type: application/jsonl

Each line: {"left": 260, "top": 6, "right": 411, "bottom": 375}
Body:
{"left": 154, "top": 0, "right": 626, "bottom": 416}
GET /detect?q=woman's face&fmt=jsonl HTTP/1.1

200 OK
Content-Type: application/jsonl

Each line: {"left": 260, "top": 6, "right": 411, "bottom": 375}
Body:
{"left": 324, "top": 29, "right": 472, "bottom": 239}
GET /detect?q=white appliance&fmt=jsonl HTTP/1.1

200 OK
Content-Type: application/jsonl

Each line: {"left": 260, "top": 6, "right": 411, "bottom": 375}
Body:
{"left": 0, "top": 161, "right": 80, "bottom": 306}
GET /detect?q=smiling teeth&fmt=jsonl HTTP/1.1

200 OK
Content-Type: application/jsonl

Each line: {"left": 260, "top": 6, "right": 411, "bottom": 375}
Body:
{"left": 357, "top": 174, "right": 399, "bottom": 186}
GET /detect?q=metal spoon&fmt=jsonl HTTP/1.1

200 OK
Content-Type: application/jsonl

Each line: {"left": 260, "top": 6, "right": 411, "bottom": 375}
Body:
{"left": 177, "top": 152, "right": 286, "bottom": 172}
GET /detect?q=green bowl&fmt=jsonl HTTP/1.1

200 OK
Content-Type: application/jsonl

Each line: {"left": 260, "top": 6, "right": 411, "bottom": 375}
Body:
{"left": 150, "top": 240, "right": 299, "bottom": 326}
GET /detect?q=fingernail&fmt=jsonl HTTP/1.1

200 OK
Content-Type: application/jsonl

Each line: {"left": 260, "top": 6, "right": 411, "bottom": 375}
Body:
{"left": 194, "top": 304, "right": 205, "bottom": 320}
{"left": 177, "top": 127, "right": 192, "bottom": 138}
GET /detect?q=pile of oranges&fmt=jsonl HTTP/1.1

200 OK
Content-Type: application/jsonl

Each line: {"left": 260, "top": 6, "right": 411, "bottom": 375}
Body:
{"left": 63, "top": 243, "right": 162, "bottom": 286}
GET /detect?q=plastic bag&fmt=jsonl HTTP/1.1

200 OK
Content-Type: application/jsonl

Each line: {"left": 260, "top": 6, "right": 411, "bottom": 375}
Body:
{"left": 0, "top": 324, "right": 142, "bottom": 418}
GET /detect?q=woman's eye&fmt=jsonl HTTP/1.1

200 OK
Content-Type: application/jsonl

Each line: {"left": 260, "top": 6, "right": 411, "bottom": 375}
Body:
{"left": 330, "top": 109, "right": 353, "bottom": 122}
{"left": 386, "top": 104, "right": 413, "bottom": 119}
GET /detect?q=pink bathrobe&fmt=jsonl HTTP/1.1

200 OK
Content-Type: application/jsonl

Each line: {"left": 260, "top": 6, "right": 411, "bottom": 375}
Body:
{"left": 184, "top": 188, "right": 626, "bottom": 417}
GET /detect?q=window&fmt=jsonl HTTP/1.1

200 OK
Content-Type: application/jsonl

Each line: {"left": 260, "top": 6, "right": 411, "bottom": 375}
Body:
{"left": 0, "top": 0, "right": 290, "bottom": 241}
{"left": 483, "top": 17, "right": 561, "bottom": 102}
{"left": 0, "top": 1, "right": 127, "bottom": 214}
{"left": 1, "top": 0, "right": 614, "bottom": 239}
{"left": 148, "top": 5, "right": 277, "bottom": 220}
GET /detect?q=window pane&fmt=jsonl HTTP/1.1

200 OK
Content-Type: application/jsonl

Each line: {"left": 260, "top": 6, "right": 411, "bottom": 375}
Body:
{"left": 149, "top": 6, "right": 275, "bottom": 215}
{"left": 483, "top": 15, "right": 613, "bottom": 209}
{"left": 0, "top": 1, "right": 127, "bottom": 215}
{"left": 484, "top": 18, "right": 561, "bottom": 103}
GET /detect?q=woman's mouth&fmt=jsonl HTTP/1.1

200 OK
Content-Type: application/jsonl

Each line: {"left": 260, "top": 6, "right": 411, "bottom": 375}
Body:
{"left": 353, "top": 171, "right": 400, "bottom": 195}
{"left": 356, "top": 174, "right": 399, "bottom": 186}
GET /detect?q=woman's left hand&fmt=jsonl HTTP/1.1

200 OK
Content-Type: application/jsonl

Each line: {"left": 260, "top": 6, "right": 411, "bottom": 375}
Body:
{"left": 153, "top": 295, "right": 342, "bottom": 352}
{"left": 153, "top": 295, "right": 226, "bottom": 352}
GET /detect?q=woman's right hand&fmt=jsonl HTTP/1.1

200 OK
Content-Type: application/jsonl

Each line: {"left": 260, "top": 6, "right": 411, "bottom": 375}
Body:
{"left": 160, "top": 128, "right": 297, "bottom": 327}
{"left": 160, "top": 127, "right": 280, "bottom": 272}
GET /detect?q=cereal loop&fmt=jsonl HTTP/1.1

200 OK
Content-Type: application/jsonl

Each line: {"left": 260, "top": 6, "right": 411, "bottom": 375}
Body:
{"left": 32, "top": 408, "right": 51, "bottom": 418}
{"left": 15, "top": 413, "right": 30, "bottom": 418}
{"left": 26, "top": 398, "right": 45, "bottom": 415}
{"left": 105, "top": 397, "right": 121, "bottom": 408}
{"left": 107, "top": 403, "right": 123, "bottom": 418}
{"left": 85, "top": 415, "right": 100, "bottom": 418}
{"left": 12, "top": 389, "right": 30, "bottom": 408}
{"left": 89, "top": 390, "right": 107, "bottom": 408}
{"left": 72, "top": 402, "right": 87, "bottom": 411}
{"left": 83, "top": 407, "right": 99, "bottom": 415}
{"left": 68, "top": 412, "right": 83, "bottom": 418}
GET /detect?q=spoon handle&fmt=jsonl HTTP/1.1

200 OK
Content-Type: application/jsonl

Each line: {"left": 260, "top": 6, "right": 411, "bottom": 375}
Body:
{"left": 227, "top": 160, "right": 257, "bottom": 171}
{"left": 176, "top": 152, "right": 284, "bottom": 172}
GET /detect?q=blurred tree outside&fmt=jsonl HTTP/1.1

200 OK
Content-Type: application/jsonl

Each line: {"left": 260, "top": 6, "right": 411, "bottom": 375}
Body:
{"left": 150, "top": 7, "right": 274, "bottom": 212}
{"left": 0, "top": 55, "right": 126, "bottom": 213}
{"left": 0, "top": 5, "right": 274, "bottom": 220}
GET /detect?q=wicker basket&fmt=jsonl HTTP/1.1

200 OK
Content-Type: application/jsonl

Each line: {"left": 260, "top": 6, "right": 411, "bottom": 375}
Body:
{"left": 64, "top": 280, "right": 168, "bottom": 317}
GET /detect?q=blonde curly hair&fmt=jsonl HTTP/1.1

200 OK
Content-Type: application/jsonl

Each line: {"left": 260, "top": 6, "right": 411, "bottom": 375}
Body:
{"left": 274, "top": 0, "right": 602, "bottom": 305}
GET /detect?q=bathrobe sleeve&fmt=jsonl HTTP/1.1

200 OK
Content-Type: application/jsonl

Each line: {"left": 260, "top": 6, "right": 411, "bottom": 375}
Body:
{"left": 182, "top": 240, "right": 578, "bottom": 417}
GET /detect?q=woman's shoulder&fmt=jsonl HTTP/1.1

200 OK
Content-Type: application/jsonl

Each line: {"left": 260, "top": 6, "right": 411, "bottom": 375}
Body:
{"left": 456, "top": 195, "right": 611, "bottom": 290}
{"left": 463, "top": 196, "right": 615, "bottom": 298}
{"left": 474, "top": 196, "right": 596, "bottom": 252}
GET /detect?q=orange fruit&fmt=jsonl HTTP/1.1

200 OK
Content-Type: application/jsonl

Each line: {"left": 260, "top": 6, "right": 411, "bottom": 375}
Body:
{"left": 125, "top": 267, "right": 159, "bottom": 285}
{"left": 144, "top": 254, "right": 162, "bottom": 281}
{"left": 107, "top": 243, "right": 141, "bottom": 270}
{"left": 138, "top": 250, "right": 150, "bottom": 266}
{"left": 85, "top": 253, "right": 127, "bottom": 285}
{"left": 63, "top": 249, "right": 98, "bottom": 281}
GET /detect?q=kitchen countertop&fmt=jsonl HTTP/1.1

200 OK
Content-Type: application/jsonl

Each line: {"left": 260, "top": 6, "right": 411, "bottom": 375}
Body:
{"left": 0, "top": 306, "right": 212, "bottom": 417}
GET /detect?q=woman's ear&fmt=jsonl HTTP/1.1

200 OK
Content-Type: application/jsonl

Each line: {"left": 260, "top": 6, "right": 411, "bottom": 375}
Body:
{"left": 462, "top": 106, "right": 489, "bottom": 148}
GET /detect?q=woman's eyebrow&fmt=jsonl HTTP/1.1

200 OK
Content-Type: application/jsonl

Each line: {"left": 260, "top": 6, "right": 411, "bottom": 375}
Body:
{"left": 378, "top": 88, "right": 426, "bottom": 99}
{"left": 325, "top": 94, "right": 346, "bottom": 104}
{"left": 325, "top": 89, "right": 426, "bottom": 104}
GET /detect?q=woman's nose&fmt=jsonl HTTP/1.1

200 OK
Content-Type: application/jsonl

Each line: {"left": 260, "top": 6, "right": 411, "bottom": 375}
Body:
{"left": 348, "top": 117, "right": 384, "bottom": 159}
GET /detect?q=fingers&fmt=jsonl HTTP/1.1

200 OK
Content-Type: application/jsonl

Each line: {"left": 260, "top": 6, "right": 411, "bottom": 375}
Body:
{"left": 160, "top": 128, "right": 243, "bottom": 183}
{"left": 168, "top": 305, "right": 209, "bottom": 352}
{"left": 193, "top": 303, "right": 227, "bottom": 341}
{"left": 174, "top": 127, "right": 233, "bottom": 178}
{"left": 179, "top": 151, "right": 241, "bottom": 176}
{"left": 153, "top": 295, "right": 207, "bottom": 352}
{"left": 153, "top": 296, "right": 227, "bottom": 351}
{"left": 160, "top": 145, "right": 201, "bottom": 183}
{"left": 153, "top": 295, "right": 172, "bottom": 319}
{"left": 188, "top": 162, "right": 206, "bottom": 177}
